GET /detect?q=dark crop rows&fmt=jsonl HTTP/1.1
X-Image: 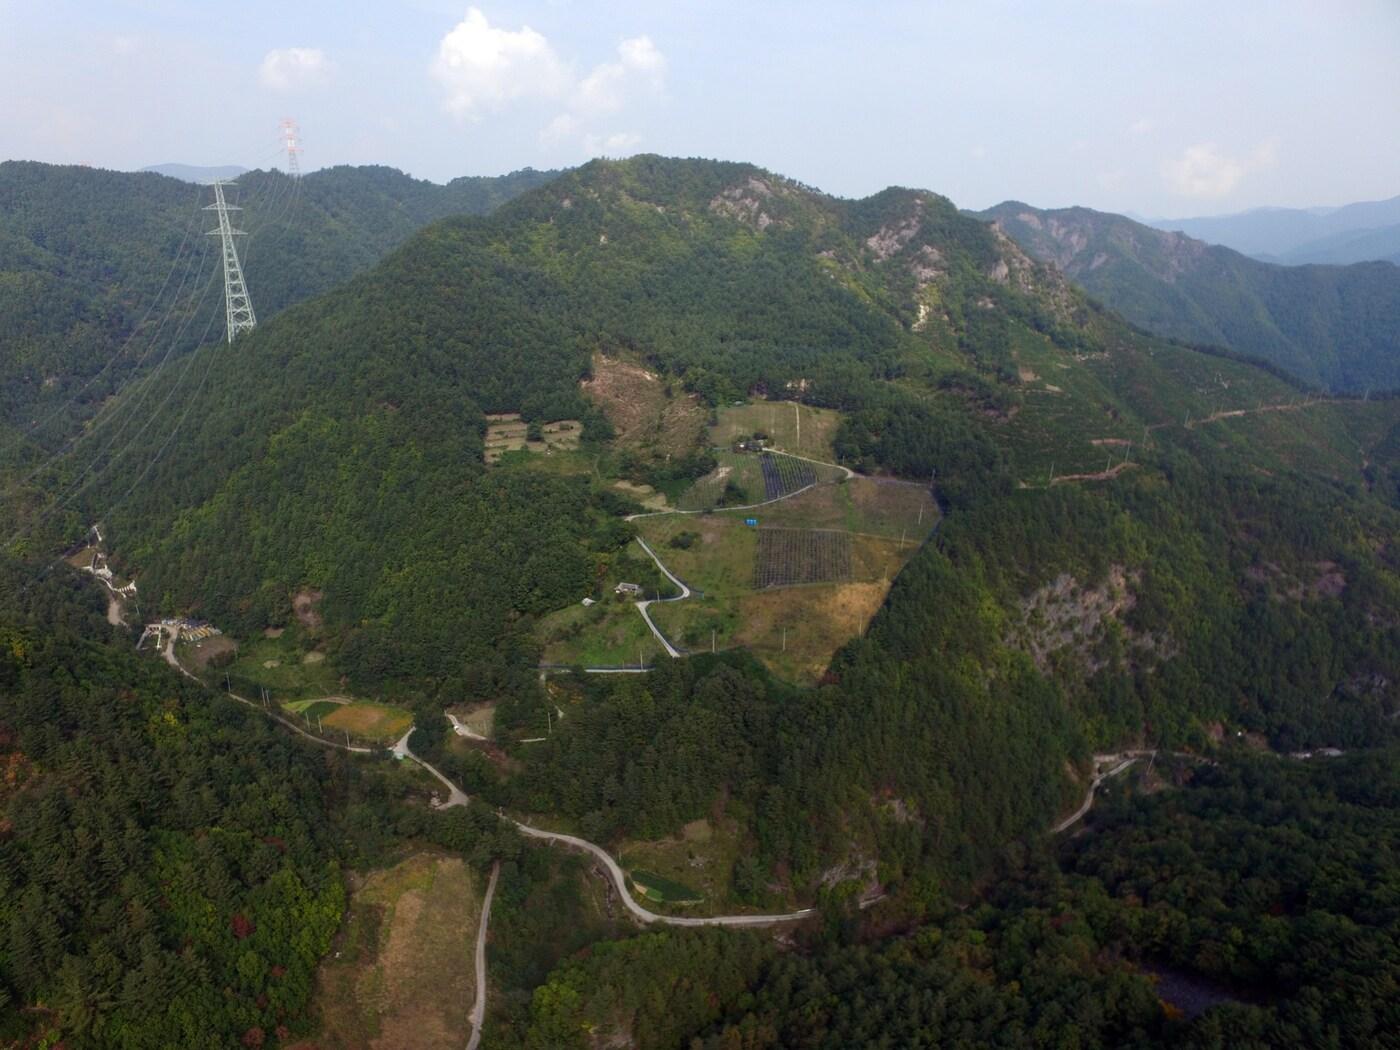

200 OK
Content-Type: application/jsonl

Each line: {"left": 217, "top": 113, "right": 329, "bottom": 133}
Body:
{"left": 754, "top": 528, "right": 853, "bottom": 588}
{"left": 760, "top": 453, "right": 816, "bottom": 499}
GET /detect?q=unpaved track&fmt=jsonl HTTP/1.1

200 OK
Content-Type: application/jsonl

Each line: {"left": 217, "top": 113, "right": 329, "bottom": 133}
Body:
{"left": 464, "top": 861, "right": 499, "bottom": 1050}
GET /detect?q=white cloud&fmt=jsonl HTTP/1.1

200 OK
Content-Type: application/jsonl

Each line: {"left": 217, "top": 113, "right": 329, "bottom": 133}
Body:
{"left": 430, "top": 8, "right": 568, "bottom": 117}
{"left": 583, "top": 131, "right": 641, "bottom": 156}
{"left": 1162, "top": 140, "right": 1280, "bottom": 198}
{"left": 259, "top": 47, "right": 330, "bottom": 91}
{"left": 1128, "top": 117, "right": 1153, "bottom": 135}
{"left": 431, "top": 12, "right": 665, "bottom": 154}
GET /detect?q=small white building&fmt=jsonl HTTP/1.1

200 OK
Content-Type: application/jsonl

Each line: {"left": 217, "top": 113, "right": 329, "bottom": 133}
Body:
{"left": 614, "top": 582, "right": 644, "bottom": 596}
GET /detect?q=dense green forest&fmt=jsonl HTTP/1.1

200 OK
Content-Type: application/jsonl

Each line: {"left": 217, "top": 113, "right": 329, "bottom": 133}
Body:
{"left": 0, "top": 557, "right": 523, "bottom": 1048}
{"left": 509, "top": 748, "right": 1400, "bottom": 1049}
{"left": 981, "top": 201, "right": 1400, "bottom": 393}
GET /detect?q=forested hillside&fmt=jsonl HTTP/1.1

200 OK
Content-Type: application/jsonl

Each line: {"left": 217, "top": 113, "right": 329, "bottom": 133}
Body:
{"left": 3, "top": 154, "right": 1400, "bottom": 1049}
{"left": 0, "top": 161, "right": 557, "bottom": 438}
{"left": 2, "top": 155, "right": 1382, "bottom": 913}
{"left": 508, "top": 748, "right": 1400, "bottom": 1048}
{"left": 980, "top": 201, "right": 1400, "bottom": 393}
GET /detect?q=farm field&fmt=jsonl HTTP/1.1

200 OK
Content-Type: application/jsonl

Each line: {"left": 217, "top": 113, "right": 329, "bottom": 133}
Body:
{"left": 303, "top": 853, "right": 479, "bottom": 1050}
{"left": 709, "top": 400, "right": 845, "bottom": 460}
{"left": 754, "top": 528, "right": 852, "bottom": 588}
{"left": 322, "top": 701, "right": 414, "bottom": 745}
{"left": 483, "top": 412, "right": 581, "bottom": 465}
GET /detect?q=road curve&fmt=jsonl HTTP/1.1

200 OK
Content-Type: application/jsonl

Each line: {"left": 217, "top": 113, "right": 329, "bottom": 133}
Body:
{"left": 464, "top": 861, "right": 500, "bottom": 1050}
{"left": 633, "top": 535, "right": 691, "bottom": 658}
{"left": 513, "top": 821, "right": 815, "bottom": 927}
{"left": 1052, "top": 750, "right": 1165, "bottom": 833}
{"left": 393, "top": 730, "right": 470, "bottom": 807}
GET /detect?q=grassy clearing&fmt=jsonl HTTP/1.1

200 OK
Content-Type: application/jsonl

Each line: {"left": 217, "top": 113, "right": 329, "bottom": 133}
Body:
{"left": 223, "top": 633, "right": 343, "bottom": 700}
{"left": 323, "top": 702, "right": 414, "bottom": 744}
{"left": 675, "top": 451, "right": 767, "bottom": 510}
{"left": 734, "top": 581, "right": 892, "bottom": 682}
{"left": 618, "top": 818, "right": 753, "bottom": 914}
{"left": 306, "top": 853, "right": 478, "bottom": 1050}
{"left": 628, "top": 869, "right": 703, "bottom": 904}
{"left": 536, "top": 598, "right": 660, "bottom": 667}
{"left": 709, "top": 401, "right": 845, "bottom": 460}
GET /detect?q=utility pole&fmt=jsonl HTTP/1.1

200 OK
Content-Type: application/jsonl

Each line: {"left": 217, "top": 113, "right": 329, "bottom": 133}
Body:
{"left": 279, "top": 118, "right": 303, "bottom": 178}
{"left": 711, "top": 629, "right": 716, "bottom": 654}
{"left": 205, "top": 180, "right": 257, "bottom": 343}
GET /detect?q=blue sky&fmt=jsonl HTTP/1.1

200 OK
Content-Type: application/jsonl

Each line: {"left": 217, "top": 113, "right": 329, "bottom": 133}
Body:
{"left": 2, "top": 0, "right": 1397, "bottom": 216}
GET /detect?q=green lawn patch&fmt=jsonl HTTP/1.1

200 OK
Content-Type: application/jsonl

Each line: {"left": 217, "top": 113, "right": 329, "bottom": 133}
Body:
{"left": 628, "top": 869, "right": 703, "bottom": 904}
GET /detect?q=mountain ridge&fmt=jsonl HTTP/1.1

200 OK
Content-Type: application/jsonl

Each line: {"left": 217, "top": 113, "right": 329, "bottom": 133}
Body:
{"left": 978, "top": 199, "right": 1400, "bottom": 392}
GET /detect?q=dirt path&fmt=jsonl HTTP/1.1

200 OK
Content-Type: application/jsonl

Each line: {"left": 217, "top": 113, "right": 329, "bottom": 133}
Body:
{"left": 464, "top": 861, "right": 499, "bottom": 1050}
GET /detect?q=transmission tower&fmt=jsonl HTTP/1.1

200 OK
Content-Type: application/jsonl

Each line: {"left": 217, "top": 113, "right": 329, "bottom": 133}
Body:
{"left": 280, "top": 118, "right": 302, "bottom": 178}
{"left": 204, "top": 180, "right": 257, "bottom": 343}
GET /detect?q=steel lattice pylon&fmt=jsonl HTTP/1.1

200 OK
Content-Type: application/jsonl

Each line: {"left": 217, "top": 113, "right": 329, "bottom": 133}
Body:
{"left": 204, "top": 179, "right": 256, "bottom": 343}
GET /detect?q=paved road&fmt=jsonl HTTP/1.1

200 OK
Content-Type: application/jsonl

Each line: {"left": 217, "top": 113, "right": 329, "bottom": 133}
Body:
{"left": 464, "top": 861, "right": 500, "bottom": 1050}
{"left": 633, "top": 535, "right": 692, "bottom": 658}
{"left": 513, "top": 821, "right": 816, "bottom": 927}
{"left": 393, "top": 730, "right": 470, "bottom": 807}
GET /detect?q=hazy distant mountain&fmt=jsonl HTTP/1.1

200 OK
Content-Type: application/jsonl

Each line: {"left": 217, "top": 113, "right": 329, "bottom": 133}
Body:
{"left": 140, "top": 163, "right": 250, "bottom": 182}
{"left": 980, "top": 201, "right": 1400, "bottom": 393}
{"left": 1266, "top": 223, "right": 1400, "bottom": 267}
{"left": 1150, "top": 195, "right": 1400, "bottom": 263}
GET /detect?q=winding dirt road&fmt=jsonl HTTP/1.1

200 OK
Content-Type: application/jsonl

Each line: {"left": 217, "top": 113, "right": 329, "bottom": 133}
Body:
{"left": 464, "top": 861, "right": 499, "bottom": 1050}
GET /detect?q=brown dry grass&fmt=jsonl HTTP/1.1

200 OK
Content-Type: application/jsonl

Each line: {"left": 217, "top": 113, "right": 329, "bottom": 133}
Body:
{"left": 183, "top": 635, "right": 237, "bottom": 670}
{"left": 735, "top": 581, "right": 890, "bottom": 681}
{"left": 324, "top": 703, "right": 414, "bottom": 744}
{"left": 303, "top": 853, "right": 479, "bottom": 1050}
{"left": 581, "top": 353, "right": 706, "bottom": 456}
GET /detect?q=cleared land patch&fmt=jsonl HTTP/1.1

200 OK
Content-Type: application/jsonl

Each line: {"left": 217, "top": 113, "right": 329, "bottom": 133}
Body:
{"left": 536, "top": 598, "right": 659, "bottom": 668}
{"left": 483, "top": 412, "right": 582, "bottom": 465}
{"left": 709, "top": 401, "right": 845, "bottom": 460}
{"left": 306, "top": 853, "right": 478, "bottom": 1050}
{"left": 323, "top": 702, "right": 414, "bottom": 744}
{"left": 754, "top": 528, "right": 852, "bottom": 588}
{"left": 581, "top": 353, "right": 707, "bottom": 456}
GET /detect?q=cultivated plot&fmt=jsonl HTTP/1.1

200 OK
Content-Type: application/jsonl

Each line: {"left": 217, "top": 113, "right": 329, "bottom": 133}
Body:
{"left": 754, "top": 528, "right": 852, "bottom": 588}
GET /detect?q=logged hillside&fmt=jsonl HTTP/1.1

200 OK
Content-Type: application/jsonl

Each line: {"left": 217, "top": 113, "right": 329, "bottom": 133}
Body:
{"left": 9, "top": 155, "right": 1400, "bottom": 906}
{"left": 0, "top": 161, "right": 558, "bottom": 438}
{"left": 980, "top": 201, "right": 1400, "bottom": 393}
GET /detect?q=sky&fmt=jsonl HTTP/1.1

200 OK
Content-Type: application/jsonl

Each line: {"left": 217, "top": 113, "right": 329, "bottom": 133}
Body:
{"left": 1, "top": 0, "right": 1397, "bottom": 217}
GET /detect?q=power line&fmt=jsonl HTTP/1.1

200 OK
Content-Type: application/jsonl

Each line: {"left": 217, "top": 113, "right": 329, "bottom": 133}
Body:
{"left": 0, "top": 182, "right": 208, "bottom": 454}
{"left": 205, "top": 180, "right": 256, "bottom": 342}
